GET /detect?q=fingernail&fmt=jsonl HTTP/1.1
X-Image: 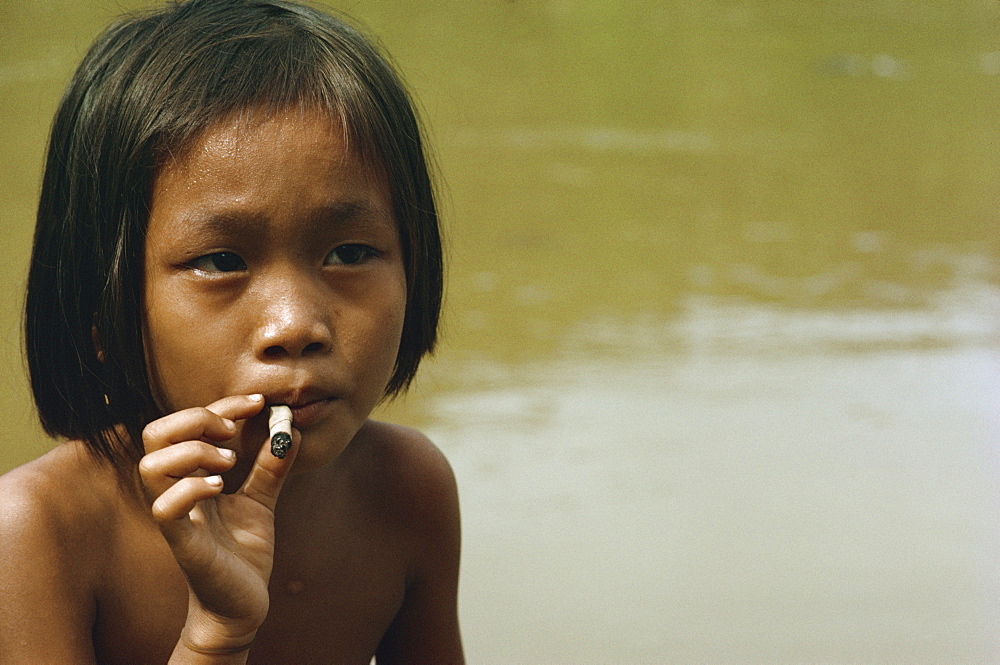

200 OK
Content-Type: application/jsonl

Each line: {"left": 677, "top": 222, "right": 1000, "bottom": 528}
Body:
{"left": 219, "top": 448, "right": 235, "bottom": 461}
{"left": 206, "top": 475, "right": 223, "bottom": 487}
{"left": 222, "top": 418, "right": 236, "bottom": 431}
{"left": 248, "top": 393, "right": 264, "bottom": 402}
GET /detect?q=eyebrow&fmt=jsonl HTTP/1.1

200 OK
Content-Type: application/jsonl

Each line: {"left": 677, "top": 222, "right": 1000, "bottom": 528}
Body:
{"left": 185, "top": 200, "right": 394, "bottom": 235}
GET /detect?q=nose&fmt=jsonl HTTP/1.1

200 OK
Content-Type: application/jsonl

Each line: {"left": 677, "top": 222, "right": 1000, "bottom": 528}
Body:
{"left": 252, "top": 275, "right": 334, "bottom": 360}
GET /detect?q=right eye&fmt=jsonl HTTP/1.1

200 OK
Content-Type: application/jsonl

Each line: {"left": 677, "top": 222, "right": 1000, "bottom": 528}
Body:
{"left": 189, "top": 252, "right": 247, "bottom": 273}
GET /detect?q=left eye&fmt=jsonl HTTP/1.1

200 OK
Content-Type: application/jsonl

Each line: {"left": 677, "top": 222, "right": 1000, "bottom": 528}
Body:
{"left": 325, "top": 244, "right": 375, "bottom": 266}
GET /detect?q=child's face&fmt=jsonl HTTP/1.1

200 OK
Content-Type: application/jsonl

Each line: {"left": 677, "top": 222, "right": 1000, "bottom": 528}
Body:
{"left": 142, "top": 109, "right": 406, "bottom": 469}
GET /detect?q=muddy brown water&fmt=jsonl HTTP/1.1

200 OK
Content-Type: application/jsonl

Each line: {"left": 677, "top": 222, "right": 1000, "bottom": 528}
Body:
{"left": 1, "top": 2, "right": 998, "bottom": 662}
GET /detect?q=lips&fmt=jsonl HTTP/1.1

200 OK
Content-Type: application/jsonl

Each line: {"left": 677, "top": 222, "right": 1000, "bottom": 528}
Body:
{"left": 284, "top": 397, "right": 335, "bottom": 428}
{"left": 262, "top": 387, "right": 337, "bottom": 429}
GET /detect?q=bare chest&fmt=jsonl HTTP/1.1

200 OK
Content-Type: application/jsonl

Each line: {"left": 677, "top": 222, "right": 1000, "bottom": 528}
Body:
{"left": 92, "top": 514, "right": 407, "bottom": 664}
{"left": 249, "top": 531, "right": 407, "bottom": 664}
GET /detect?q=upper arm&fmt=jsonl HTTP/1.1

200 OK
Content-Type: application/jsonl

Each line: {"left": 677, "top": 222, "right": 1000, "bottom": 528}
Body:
{"left": 0, "top": 472, "right": 97, "bottom": 663}
{"left": 374, "top": 429, "right": 463, "bottom": 665}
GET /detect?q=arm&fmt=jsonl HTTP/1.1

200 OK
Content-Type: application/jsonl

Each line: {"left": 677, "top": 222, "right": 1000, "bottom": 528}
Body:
{"left": 0, "top": 476, "right": 97, "bottom": 663}
{"left": 0, "top": 395, "right": 292, "bottom": 665}
{"left": 375, "top": 437, "right": 464, "bottom": 665}
{"left": 139, "top": 394, "right": 299, "bottom": 663}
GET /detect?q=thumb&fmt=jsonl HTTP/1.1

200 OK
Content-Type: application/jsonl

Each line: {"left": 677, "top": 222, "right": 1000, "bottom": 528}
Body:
{"left": 238, "top": 427, "right": 299, "bottom": 511}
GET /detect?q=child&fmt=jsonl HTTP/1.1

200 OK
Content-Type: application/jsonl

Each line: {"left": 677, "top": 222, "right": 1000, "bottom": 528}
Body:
{"left": 0, "top": 0, "right": 463, "bottom": 662}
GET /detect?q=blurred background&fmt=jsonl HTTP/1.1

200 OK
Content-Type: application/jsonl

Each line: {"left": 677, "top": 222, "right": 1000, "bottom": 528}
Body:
{"left": 1, "top": 1, "right": 998, "bottom": 662}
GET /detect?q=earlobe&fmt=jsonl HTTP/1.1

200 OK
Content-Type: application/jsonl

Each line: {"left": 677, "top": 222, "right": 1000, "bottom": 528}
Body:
{"left": 92, "top": 318, "right": 110, "bottom": 405}
{"left": 92, "top": 322, "right": 106, "bottom": 363}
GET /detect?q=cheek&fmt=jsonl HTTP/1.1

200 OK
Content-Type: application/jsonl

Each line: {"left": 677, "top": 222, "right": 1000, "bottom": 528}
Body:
{"left": 359, "top": 278, "right": 408, "bottom": 377}
{"left": 378, "top": 290, "right": 407, "bottom": 357}
{"left": 142, "top": 286, "right": 227, "bottom": 409}
{"left": 145, "top": 290, "right": 196, "bottom": 359}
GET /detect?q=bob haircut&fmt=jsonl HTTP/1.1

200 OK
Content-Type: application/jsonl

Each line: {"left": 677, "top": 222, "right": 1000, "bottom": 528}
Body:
{"left": 25, "top": 0, "right": 442, "bottom": 465}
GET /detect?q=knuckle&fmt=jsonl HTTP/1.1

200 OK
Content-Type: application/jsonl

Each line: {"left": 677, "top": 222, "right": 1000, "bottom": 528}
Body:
{"left": 178, "top": 439, "right": 203, "bottom": 455}
{"left": 259, "top": 463, "right": 283, "bottom": 483}
{"left": 141, "top": 421, "right": 162, "bottom": 448}
{"left": 150, "top": 500, "right": 173, "bottom": 523}
{"left": 137, "top": 455, "right": 157, "bottom": 478}
{"left": 241, "top": 484, "right": 270, "bottom": 505}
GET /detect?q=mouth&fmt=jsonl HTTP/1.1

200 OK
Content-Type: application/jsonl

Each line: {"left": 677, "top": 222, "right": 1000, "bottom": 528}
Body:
{"left": 287, "top": 397, "right": 336, "bottom": 428}
{"left": 264, "top": 391, "right": 336, "bottom": 429}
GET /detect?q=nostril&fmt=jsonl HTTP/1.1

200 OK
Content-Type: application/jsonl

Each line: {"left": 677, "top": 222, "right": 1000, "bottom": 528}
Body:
{"left": 303, "top": 341, "right": 325, "bottom": 355}
{"left": 264, "top": 345, "right": 286, "bottom": 358}
{"left": 262, "top": 342, "right": 325, "bottom": 358}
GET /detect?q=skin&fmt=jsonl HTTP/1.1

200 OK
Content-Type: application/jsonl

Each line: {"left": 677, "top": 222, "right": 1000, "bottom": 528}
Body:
{"left": 0, "top": 109, "right": 463, "bottom": 664}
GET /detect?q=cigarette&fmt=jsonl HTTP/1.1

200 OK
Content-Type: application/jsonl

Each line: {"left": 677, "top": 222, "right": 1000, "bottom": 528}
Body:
{"left": 268, "top": 404, "right": 293, "bottom": 459}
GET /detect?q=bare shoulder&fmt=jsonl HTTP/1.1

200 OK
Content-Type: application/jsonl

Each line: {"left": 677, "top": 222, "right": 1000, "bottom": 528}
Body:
{"left": 0, "top": 441, "right": 114, "bottom": 659}
{"left": 0, "top": 441, "right": 117, "bottom": 581}
{"left": 349, "top": 422, "right": 465, "bottom": 664}
{"left": 348, "top": 420, "right": 460, "bottom": 532}
{"left": 0, "top": 441, "right": 113, "bottom": 540}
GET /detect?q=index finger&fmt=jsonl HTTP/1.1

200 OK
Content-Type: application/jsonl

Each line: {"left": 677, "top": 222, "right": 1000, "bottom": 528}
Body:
{"left": 203, "top": 393, "right": 267, "bottom": 422}
{"left": 142, "top": 394, "right": 266, "bottom": 454}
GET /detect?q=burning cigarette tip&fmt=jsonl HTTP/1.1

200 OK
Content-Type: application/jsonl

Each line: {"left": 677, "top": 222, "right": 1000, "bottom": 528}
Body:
{"left": 268, "top": 405, "right": 293, "bottom": 459}
{"left": 270, "top": 432, "right": 291, "bottom": 459}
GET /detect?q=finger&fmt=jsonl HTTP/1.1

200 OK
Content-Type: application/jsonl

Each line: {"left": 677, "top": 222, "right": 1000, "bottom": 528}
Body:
{"left": 238, "top": 427, "right": 300, "bottom": 512}
{"left": 151, "top": 475, "right": 224, "bottom": 523}
{"left": 142, "top": 395, "right": 266, "bottom": 454}
{"left": 139, "top": 441, "right": 236, "bottom": 500}
{"left": 203, "top": 393, "right": 267, "bottom": 422}
{"left": 143, "top": 408, "right": 237, "bottom": 454}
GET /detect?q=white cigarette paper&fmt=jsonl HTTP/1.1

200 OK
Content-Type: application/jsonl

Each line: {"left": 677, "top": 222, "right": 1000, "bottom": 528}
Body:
{"left": 268, "top": 405, "right": 292, "bottom": 437}
{"left": 268, "top": 405, "right": 293, "bottom": 458}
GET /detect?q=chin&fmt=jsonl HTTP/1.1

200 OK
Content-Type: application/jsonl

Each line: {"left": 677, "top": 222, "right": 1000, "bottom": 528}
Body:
{"left": 290, "top": 428, "right": 356, "bottom": 473}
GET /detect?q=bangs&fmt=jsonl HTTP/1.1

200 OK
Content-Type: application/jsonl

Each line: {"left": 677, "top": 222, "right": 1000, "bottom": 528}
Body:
{"left": 138, "top": 4, "right": 400, "bottom": 170}
{"left": 27, "top": 0, "right": 440, "bottom": 467}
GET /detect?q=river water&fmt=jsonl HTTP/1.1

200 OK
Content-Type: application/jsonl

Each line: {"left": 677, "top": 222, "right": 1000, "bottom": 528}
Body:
{"left": 1, "top": 1, "right": 998, "bottom": 662}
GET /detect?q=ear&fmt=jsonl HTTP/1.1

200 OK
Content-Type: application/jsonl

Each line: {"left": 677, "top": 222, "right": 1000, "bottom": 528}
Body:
{"left": 91, "top": 320, "right": 106, "bottom": 363}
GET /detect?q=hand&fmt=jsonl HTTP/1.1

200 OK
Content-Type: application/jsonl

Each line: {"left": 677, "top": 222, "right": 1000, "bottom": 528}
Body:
{"left": 138, "top": 394, "right": 298, "bottom": 649}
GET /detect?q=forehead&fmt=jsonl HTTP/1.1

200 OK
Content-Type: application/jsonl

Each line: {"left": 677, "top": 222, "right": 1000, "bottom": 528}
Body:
{"left": 159, "top": 107, "right": 375, "bottom": 185}
{"left": 149, "top": 108, "right": 392, "bottom": 231}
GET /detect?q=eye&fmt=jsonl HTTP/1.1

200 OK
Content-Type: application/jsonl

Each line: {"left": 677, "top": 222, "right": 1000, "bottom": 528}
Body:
{"left": 189, "top": 252, "right": 247, "bottom": 273}
{"left": 325, "top": 244, "right": 376, "bottom": 266}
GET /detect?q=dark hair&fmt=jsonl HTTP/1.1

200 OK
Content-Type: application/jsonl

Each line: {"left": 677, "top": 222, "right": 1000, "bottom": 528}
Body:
{"left": 25, "top": 0, "right": 442, "bottom": 465}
